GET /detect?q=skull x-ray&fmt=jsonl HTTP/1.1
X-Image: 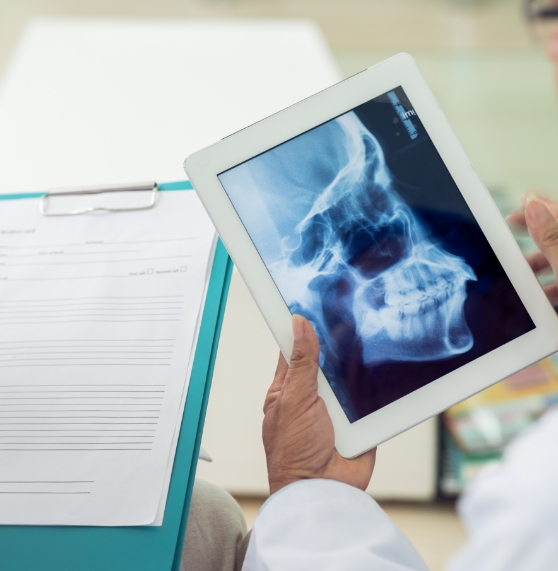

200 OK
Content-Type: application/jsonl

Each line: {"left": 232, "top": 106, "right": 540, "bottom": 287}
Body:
{"left": 219, "top": 87, "right": 535, "bottom": 422}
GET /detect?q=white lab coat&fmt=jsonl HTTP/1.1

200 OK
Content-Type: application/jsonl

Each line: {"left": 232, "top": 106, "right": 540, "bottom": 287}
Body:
{"left": 243, "top": 408, "right": 558, "bottom": 571}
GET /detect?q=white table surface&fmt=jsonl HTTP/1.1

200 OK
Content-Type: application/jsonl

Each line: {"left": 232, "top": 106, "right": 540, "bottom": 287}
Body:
{"left": 0, "top": 18, "right": 437, "bottom": 499}
{"left": 0, "top": 18, "right": 338, "bottom": 192}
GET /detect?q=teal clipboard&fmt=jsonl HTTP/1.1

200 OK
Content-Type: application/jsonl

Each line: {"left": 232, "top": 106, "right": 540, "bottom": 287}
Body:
{"left": 0, "top": 182, "right": 233, "bottom": 571}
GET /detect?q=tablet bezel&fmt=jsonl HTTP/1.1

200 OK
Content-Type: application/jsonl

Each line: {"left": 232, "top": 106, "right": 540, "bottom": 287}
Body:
{"left": 185, "top": 53, "right": 558, "bottom": 458}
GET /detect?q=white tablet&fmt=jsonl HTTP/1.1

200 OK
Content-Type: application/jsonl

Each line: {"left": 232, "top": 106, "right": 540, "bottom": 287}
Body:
{"left": 185, "top": 53, "right": 558, "bottom": 458}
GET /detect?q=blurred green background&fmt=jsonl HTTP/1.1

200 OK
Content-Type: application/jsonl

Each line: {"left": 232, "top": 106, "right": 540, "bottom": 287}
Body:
{"left": 2, "top": 0, "right": 556, "bottom": 204}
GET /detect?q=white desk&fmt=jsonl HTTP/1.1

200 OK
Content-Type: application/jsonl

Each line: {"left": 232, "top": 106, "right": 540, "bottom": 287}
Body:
{"left": 0, "top": 18, "right": 437, "bottom": 500}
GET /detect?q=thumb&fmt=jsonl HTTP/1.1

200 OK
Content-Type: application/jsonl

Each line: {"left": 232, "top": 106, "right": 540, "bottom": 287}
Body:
{"left": 525, "top": 198, "right": 558, "bottom": 275}
{"left": 285, "top": 315, "right": 321, "bottom": 392}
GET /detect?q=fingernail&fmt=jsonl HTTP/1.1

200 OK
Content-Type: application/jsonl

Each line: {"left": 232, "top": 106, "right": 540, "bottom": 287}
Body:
{"left": 520, "top": 192, "right": 536, "bottom": 209}
{"left": 292, "top": 315, "right": 305, "bottom": 339}
{"left": 526, "top": 198, "right": 551, "bottom": 227}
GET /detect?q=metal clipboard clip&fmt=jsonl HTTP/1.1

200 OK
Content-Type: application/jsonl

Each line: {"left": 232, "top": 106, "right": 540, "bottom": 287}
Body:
{"left": 39, "top": 181, "right": 158, "bottom": 216}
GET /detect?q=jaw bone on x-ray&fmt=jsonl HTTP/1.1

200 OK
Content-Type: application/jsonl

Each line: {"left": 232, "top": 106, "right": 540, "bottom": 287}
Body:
{"left": 220, "top": 110, "right": 477, "bottom": 373}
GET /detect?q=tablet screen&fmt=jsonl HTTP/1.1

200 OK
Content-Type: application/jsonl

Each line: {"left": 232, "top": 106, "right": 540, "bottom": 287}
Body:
{"left": 218, "top": 86, "right": 535, "bottom": 423}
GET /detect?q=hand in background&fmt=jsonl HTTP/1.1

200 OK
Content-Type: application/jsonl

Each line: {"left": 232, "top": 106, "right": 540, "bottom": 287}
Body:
{"left": 262, "top": 314, "right": 376, "bottom": 495}
{"left": 506, "top": 192, "right": 558, "bottom": 230}
{"left": 508, "top": 194, "right": 558, "bottom": 305}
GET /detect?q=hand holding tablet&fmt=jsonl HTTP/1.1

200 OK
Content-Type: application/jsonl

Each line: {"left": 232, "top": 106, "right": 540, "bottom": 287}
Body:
{"left": 263, "top": 314, "right": 376, "bottom": 494}
{"left": 185, "top": 54, "right": 558, "bottom": 458}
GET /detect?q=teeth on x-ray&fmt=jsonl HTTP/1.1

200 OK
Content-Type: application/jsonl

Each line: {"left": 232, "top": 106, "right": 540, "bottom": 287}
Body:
{"left": 271, "top": 111, "right": 477, "bottom": 365}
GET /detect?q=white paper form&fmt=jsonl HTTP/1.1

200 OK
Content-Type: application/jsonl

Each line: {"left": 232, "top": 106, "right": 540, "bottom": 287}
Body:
{"left": 0, "top": 190, "right": 216, "bottom": 525}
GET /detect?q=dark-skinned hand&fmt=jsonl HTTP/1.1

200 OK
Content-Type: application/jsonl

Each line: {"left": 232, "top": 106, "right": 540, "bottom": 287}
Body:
{"left": 262, "top": 315, "right": 376, "bottom": 495}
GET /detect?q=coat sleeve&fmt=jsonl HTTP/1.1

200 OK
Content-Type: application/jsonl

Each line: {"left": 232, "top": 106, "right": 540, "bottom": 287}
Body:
{"left": 446, "top": 407, "right": 558, "bottom": 571}
{"left": 241, "top": 478, "right": 429, "bottom": 571}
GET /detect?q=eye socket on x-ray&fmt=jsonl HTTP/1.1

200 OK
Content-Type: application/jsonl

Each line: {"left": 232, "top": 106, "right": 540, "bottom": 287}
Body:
{"left": 218, "top": 86, "right": 535, "bottom": 423}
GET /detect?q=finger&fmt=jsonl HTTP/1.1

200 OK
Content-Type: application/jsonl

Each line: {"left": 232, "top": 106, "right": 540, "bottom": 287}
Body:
{"left": 524, "top": 251, "right": 558, "bottom": 305}
{"left": 526, "top": 251, "right": 551, "bottom": 275}
{"left": 507, "top": 195, "right": 558, "bottom": 229}
{"left": 543, "top": 282, "right": 558, "bottom": 306}
{"left": 284, "top": 315, "right": 320, "bottom": 393}
{"left": 263, "top": 353, "right": 289, "bottom": 415}
{"left": 506, "top": 192, "right": 531, "bottom": 229}
{"left": 534, "top": 196, "right": 558, "bottom": 213}
{"left": 525, "top": 198, "right": 558, "bottom": 277}
{"left": 506, "top": 211, "right": 527, "bottom": 229}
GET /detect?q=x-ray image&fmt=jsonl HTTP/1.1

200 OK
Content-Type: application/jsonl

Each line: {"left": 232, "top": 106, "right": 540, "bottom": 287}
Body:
{"left": 219, "top": 87, "right": 535, "bottom": 422}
